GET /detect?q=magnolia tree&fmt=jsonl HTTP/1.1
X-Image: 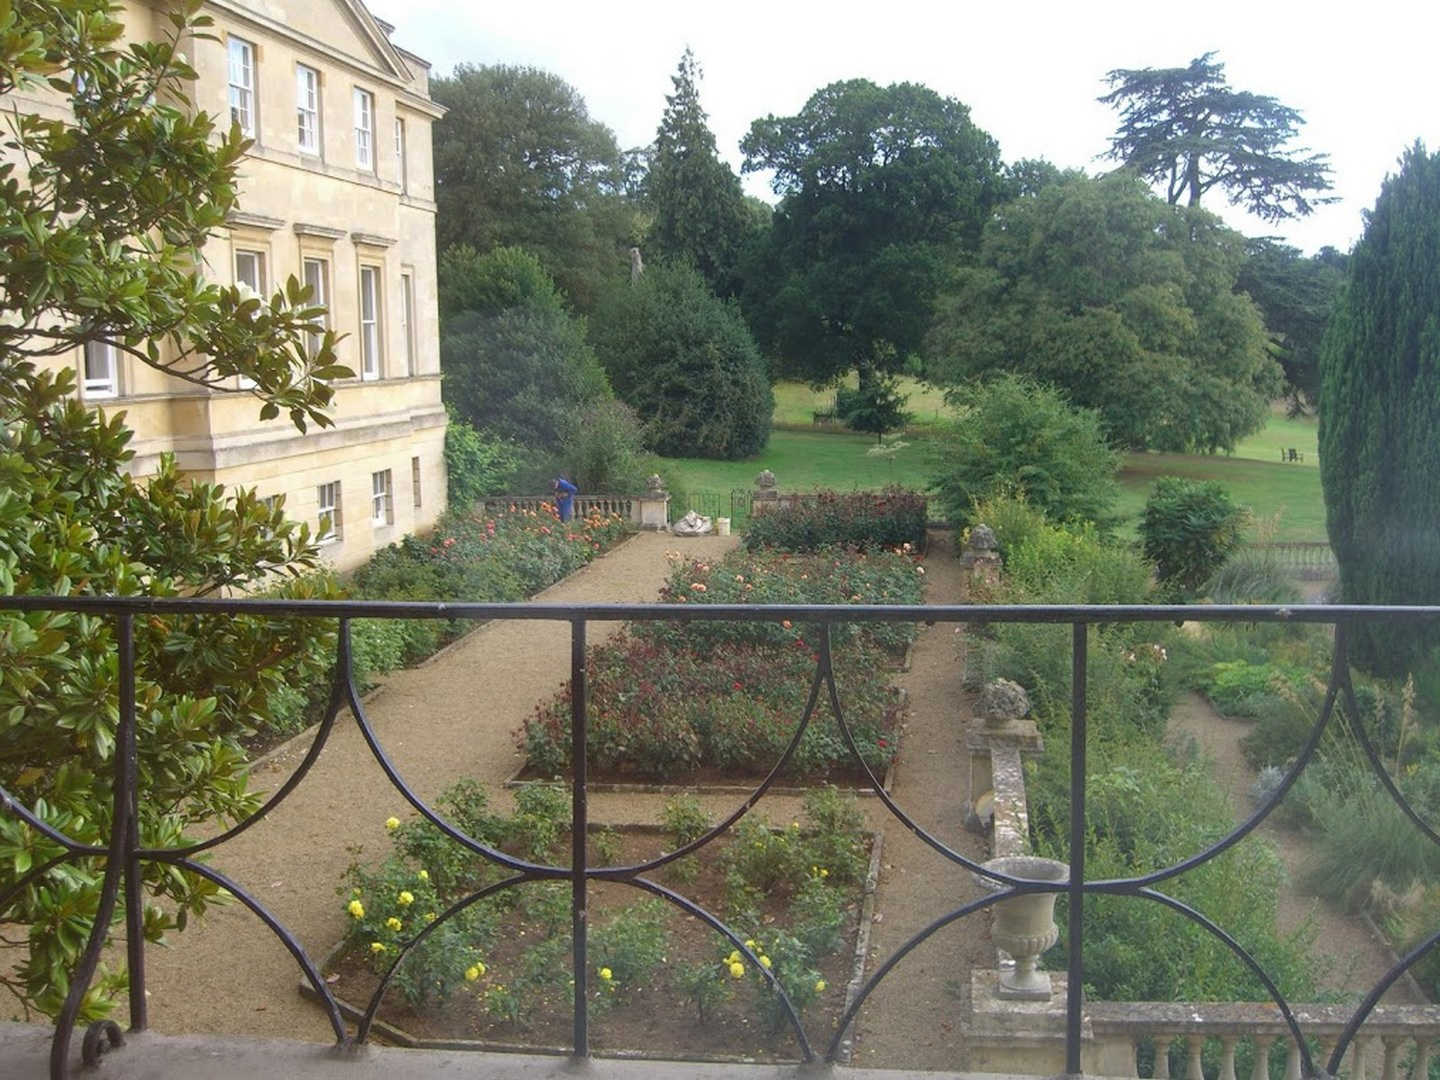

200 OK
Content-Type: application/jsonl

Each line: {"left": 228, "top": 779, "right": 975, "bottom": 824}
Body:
{"left": 0, "top": 0, "right": 347, "bottom": 1019}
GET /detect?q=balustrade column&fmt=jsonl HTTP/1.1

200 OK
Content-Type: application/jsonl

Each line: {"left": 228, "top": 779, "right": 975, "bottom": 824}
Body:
{"left": 1251, "top": 1035, "right": 1276, "bottom": 1080}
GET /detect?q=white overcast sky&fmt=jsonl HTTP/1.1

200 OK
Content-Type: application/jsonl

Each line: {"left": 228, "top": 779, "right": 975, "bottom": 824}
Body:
{"left": 370, "top": 0, "right": 1440, "bottom": 256}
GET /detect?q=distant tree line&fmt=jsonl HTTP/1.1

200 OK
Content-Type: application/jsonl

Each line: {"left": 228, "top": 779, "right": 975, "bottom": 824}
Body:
{"left": 429, "top": 47, "right": 1346, "bottom": 487}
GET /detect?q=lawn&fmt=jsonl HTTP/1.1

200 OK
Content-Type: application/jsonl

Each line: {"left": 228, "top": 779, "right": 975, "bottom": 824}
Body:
{"left": 661, "top": 429, "right": 935, "bottom": 494}
{"left": 660, "top": 404, "right": 1326, "bottom": 543}
{"left": 771, "top": 377, "right": 954, "bottom": 428}
{"left": 1116, "top": 452, "right": 1325, "bottom": 542}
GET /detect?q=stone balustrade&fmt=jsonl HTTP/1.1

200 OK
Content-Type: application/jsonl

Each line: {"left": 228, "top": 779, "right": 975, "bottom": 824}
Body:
{"left": 1087, "top": 1002, "right": 1440, "bottom": 1080}
{"left": 478, "top": 493, "right": 655, "bottom": 527}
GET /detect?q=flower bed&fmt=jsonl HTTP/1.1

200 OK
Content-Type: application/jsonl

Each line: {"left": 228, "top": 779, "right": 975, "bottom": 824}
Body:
{"left": 743, "top": 488, "right": 927, "bottom": 552}
{"left": 258, "top": 503, "right": 632, "bottom": 745}
{"left": 517, "top": 546, "right": 923, "bottom": 784}
{"left": 317, "top": 783, "right": 880, "bottom": 1062}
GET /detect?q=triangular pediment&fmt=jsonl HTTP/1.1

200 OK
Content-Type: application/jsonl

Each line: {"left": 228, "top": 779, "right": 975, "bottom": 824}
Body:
{"left": 218, "top": 0, "right": 414, "bottom": 84}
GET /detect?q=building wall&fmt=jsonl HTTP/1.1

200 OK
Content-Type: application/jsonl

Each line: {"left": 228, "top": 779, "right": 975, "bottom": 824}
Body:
{"left": 39, "top": 0, "right": 449, "bottom": 572}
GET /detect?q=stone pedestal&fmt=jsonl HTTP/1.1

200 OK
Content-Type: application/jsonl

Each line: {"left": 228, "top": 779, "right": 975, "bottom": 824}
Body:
{"left": 966, "top": 717, "right": 1043, "bottom": 841}
{"left": 959, "top": 523, "right": 1003, "bottom": 588}
{"left": 636, "top": 475, "right": 670, "bottom": 531}
{"left": 962, "top": 971, "right": 1097, "bottom": 1076}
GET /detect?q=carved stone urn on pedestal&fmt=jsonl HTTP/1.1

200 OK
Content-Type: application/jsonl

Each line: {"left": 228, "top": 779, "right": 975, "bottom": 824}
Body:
{"left": 975, "top": 855, "right": 1069, "bottom": 1000}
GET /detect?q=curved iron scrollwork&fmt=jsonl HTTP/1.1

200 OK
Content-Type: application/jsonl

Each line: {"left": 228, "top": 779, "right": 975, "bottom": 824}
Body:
{"left": 2, "top": 597, "right": 1439, "bottom": 1078}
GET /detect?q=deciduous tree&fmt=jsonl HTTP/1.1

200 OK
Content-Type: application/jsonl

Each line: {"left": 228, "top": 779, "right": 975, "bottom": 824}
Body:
{"left": 928, "top": 173, "right": 1281, "bottom": 452}
{"left": 1099, "top": 52, "right": 1334, "bottom": 223}
{"left": 431, "top": 64, "right": 637, "bottom": 310}
{"left": 1319, "top": 142, "right": 1440, "bottom": 672}
{"left": 740, "top": 79, "right": 1004, "bottom": 386}
{"left": 1234, "top": 239, "right": 1346, "bottom": 414}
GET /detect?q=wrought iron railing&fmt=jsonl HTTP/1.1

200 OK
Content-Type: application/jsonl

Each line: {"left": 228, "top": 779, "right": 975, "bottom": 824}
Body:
{"left": 3, "top": 597, "right": 1440, "bottom": 1079}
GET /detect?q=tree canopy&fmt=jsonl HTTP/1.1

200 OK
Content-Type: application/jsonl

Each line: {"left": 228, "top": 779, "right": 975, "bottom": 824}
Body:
{"left": 1319, "top": 142, "right": 1440, "bottom": 672}
{"left": 1099, "top": 52, "right": 1334, "bottom": 223}
{"left": 740, "top": 78, "right": 1005, "bottom": 385}
{"left": 927, "top": 173, "right": 1282, "bottom": 452}
{"left": 588, "top": 262, "right": 772, "bottom": 459}
{"left": 431, "top": 64, "right": 637, "bottom": 310}
{"left": 930, "top": 374, "right": 1121, "bottom": 529}
{"left": 644, "top": 49, "right": 750, "bottom": 297}
{"left": 438, "top": 247, "right": 610, "bottom": 452}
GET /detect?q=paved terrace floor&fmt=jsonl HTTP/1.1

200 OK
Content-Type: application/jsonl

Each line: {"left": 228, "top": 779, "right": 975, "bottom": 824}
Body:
{"left": 0, "top": 1023, "right": 1012, "bottom": 1080}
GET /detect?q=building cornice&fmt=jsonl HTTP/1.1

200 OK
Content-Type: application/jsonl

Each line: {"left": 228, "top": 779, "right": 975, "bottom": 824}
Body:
{"left": 227, "top": 210, "right": 286, "bottom": 231}
{"left": 350, "top": 231, "right": 397, "bottom": 249}
{"left": 293, "top": 222, "right": 347, "bottom": 240}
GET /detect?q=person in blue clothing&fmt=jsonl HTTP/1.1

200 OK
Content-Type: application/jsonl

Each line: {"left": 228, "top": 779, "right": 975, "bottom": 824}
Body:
{"left": 552, "top": 474, "right": 577, "bottom": 522}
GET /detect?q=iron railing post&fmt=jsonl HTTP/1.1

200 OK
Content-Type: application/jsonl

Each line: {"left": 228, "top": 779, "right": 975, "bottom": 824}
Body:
{"left": 1067, "top": 621, "right": 1088, "bottom": 1076}
{"left": 122, "top": 609, "right": 146, "bottom": 1032}
{"left": 570, "top": 617, "right": 589, "bottom": 1057}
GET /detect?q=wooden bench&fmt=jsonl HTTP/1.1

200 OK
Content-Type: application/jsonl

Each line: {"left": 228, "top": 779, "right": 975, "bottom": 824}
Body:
{"left": 812, "top": 408, "right": 837, "bottom": 425}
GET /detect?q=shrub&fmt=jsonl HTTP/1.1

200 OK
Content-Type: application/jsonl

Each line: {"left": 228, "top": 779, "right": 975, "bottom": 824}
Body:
{"left": 557, "top": 398, "right": 654, "bottom": 493}
{"left": 588, "top": 261, "right": 773, "bottom": 459}
{"left": 1140, "top": 476, "right": 1248, "bottom": 600}
{"left": 836, "top": 370, "right": 910, "bottom": 441}
{"left": 444, "top": 412, "right": 519, "bottom": 510}
{"left": 441, "top": 305, "right": 612, "bottom": 453}
{"left": 743, "top": 489, "right": 927, "bottom": 552}
{"left": 1207, "top": 547, "right": 1302, "bottom": 605}
{"left": 931, "top": 374, "right": 1121, "bottom": 529}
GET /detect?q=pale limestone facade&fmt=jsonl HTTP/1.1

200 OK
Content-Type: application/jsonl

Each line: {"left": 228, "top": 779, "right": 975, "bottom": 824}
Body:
{"left": 42, "top": 0, "right": 448, "bottom": 572}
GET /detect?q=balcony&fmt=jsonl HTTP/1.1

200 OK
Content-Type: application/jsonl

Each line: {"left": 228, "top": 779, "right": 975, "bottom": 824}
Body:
{"left": 2, "top": 595, "right": 1439, "bottom": 1079}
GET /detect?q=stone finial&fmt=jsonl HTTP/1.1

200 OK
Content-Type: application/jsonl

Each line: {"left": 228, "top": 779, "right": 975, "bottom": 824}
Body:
{"left": 968, "top": 524, "right": 998, "bottom": 552}
{"left": 629, "top": 246, "right": 644, "bottom": 283}
{"left": 645, "top": 473, "right": 665, "bottom": 494}
{"left": 978, "top": 678, "right": 1030, "bottom": 726}
{"left": 755, "top": 469, "right": 777, "bottom": 491}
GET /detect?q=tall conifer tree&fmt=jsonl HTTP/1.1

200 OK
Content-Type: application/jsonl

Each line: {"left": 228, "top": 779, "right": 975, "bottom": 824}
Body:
{"left": 646, "top": 50, "right": 749, "bottom": 296}
{"left": 1319, "top": 142, "right": 1440, "bottom": 671}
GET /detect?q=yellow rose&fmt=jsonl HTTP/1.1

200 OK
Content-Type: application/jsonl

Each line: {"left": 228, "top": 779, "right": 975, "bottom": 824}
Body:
{"left": 465, "top": 965, "right": 481, "bottom": 982}
{"left": 598, "top": 967, "right": 612, "bottom": 981}
{"left": 728, "top": 961, "right": 745, "bottom": 979}
{"left": 397, "top": 890, "right": 414, "bottom": 906}
{"left": 370, "top": 941, "right": 386, "bottom": 954}
{"left": 385, "top": 816, "right": 400, "bottom": 831}
{"left": 758, "top": 955, "right": 772, "bottom": 969}
{"left": 815, "top": 979, "right": 827, "bottom": 992}
{"left": 346, "top": 899, "right": 365, "bottom": 919}
{"left": 385, "top": 917, "right": 402, "bottom": 931}
{"left": 417, "top": 869, "right": 429, "bottom": 881}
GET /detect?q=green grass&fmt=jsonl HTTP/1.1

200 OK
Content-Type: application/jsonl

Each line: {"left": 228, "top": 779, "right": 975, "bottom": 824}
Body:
{"left": 1116, "top": 452, "right": 1325, "bottom": 542}
{"left": 661, "top": 430, "right": 934, "bottom": 494}
{"left": 660, "top": 401, "right": 1326, "bottom": 543}
{"left": 771, "top": 377, "right": 955, "bottom": 428}
{"left": 1231, "top": 408, "right": 1319, "bottom": 467}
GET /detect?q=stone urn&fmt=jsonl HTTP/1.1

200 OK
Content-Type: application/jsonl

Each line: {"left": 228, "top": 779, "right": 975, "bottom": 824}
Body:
{"left": 975, "top": 855, "right": 1068, "bottom": 1000}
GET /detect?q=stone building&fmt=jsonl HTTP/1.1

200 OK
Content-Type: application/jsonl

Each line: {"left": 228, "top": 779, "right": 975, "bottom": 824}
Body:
{"left": 32, "top": 0, "right": 448, "bottom": 571}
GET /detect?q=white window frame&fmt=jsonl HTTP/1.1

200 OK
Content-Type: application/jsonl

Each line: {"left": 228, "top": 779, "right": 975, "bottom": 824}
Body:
{"left": 394, "top": 116, "right": 407, "bottom": 192}
{"left": 234, "top": 248, "right": 266, "bottom": 295}
{"left": 302, "top": 256, "right": 329, "bottom": 358}
{"left": 234, "top": 249, "right": 266, "bottom": 388}
{"left": 354, "top": 88, "right": 374, "bottom": 171}
{"left": 371, "top": 469, "right": 393, "bottom": 527}
{"left": 399, "top": 271, "right": 415, "bottom": 376}
{"left": 317, "top": 480, "right": 342, "bottom": 543}
{"left": 296, "top": 65, "right": 320, "bottom": 154}
{"left": 359, "top": 264, "right": 381, "bottom": 380}
{"left": 228, "top": 37, "right": 255, "bottom": 137}
{"left": 83, "top": 340, "right": 119, "bottom": 399}
{"left": 411, "top": 456, "right": 422, "bottom": 509}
